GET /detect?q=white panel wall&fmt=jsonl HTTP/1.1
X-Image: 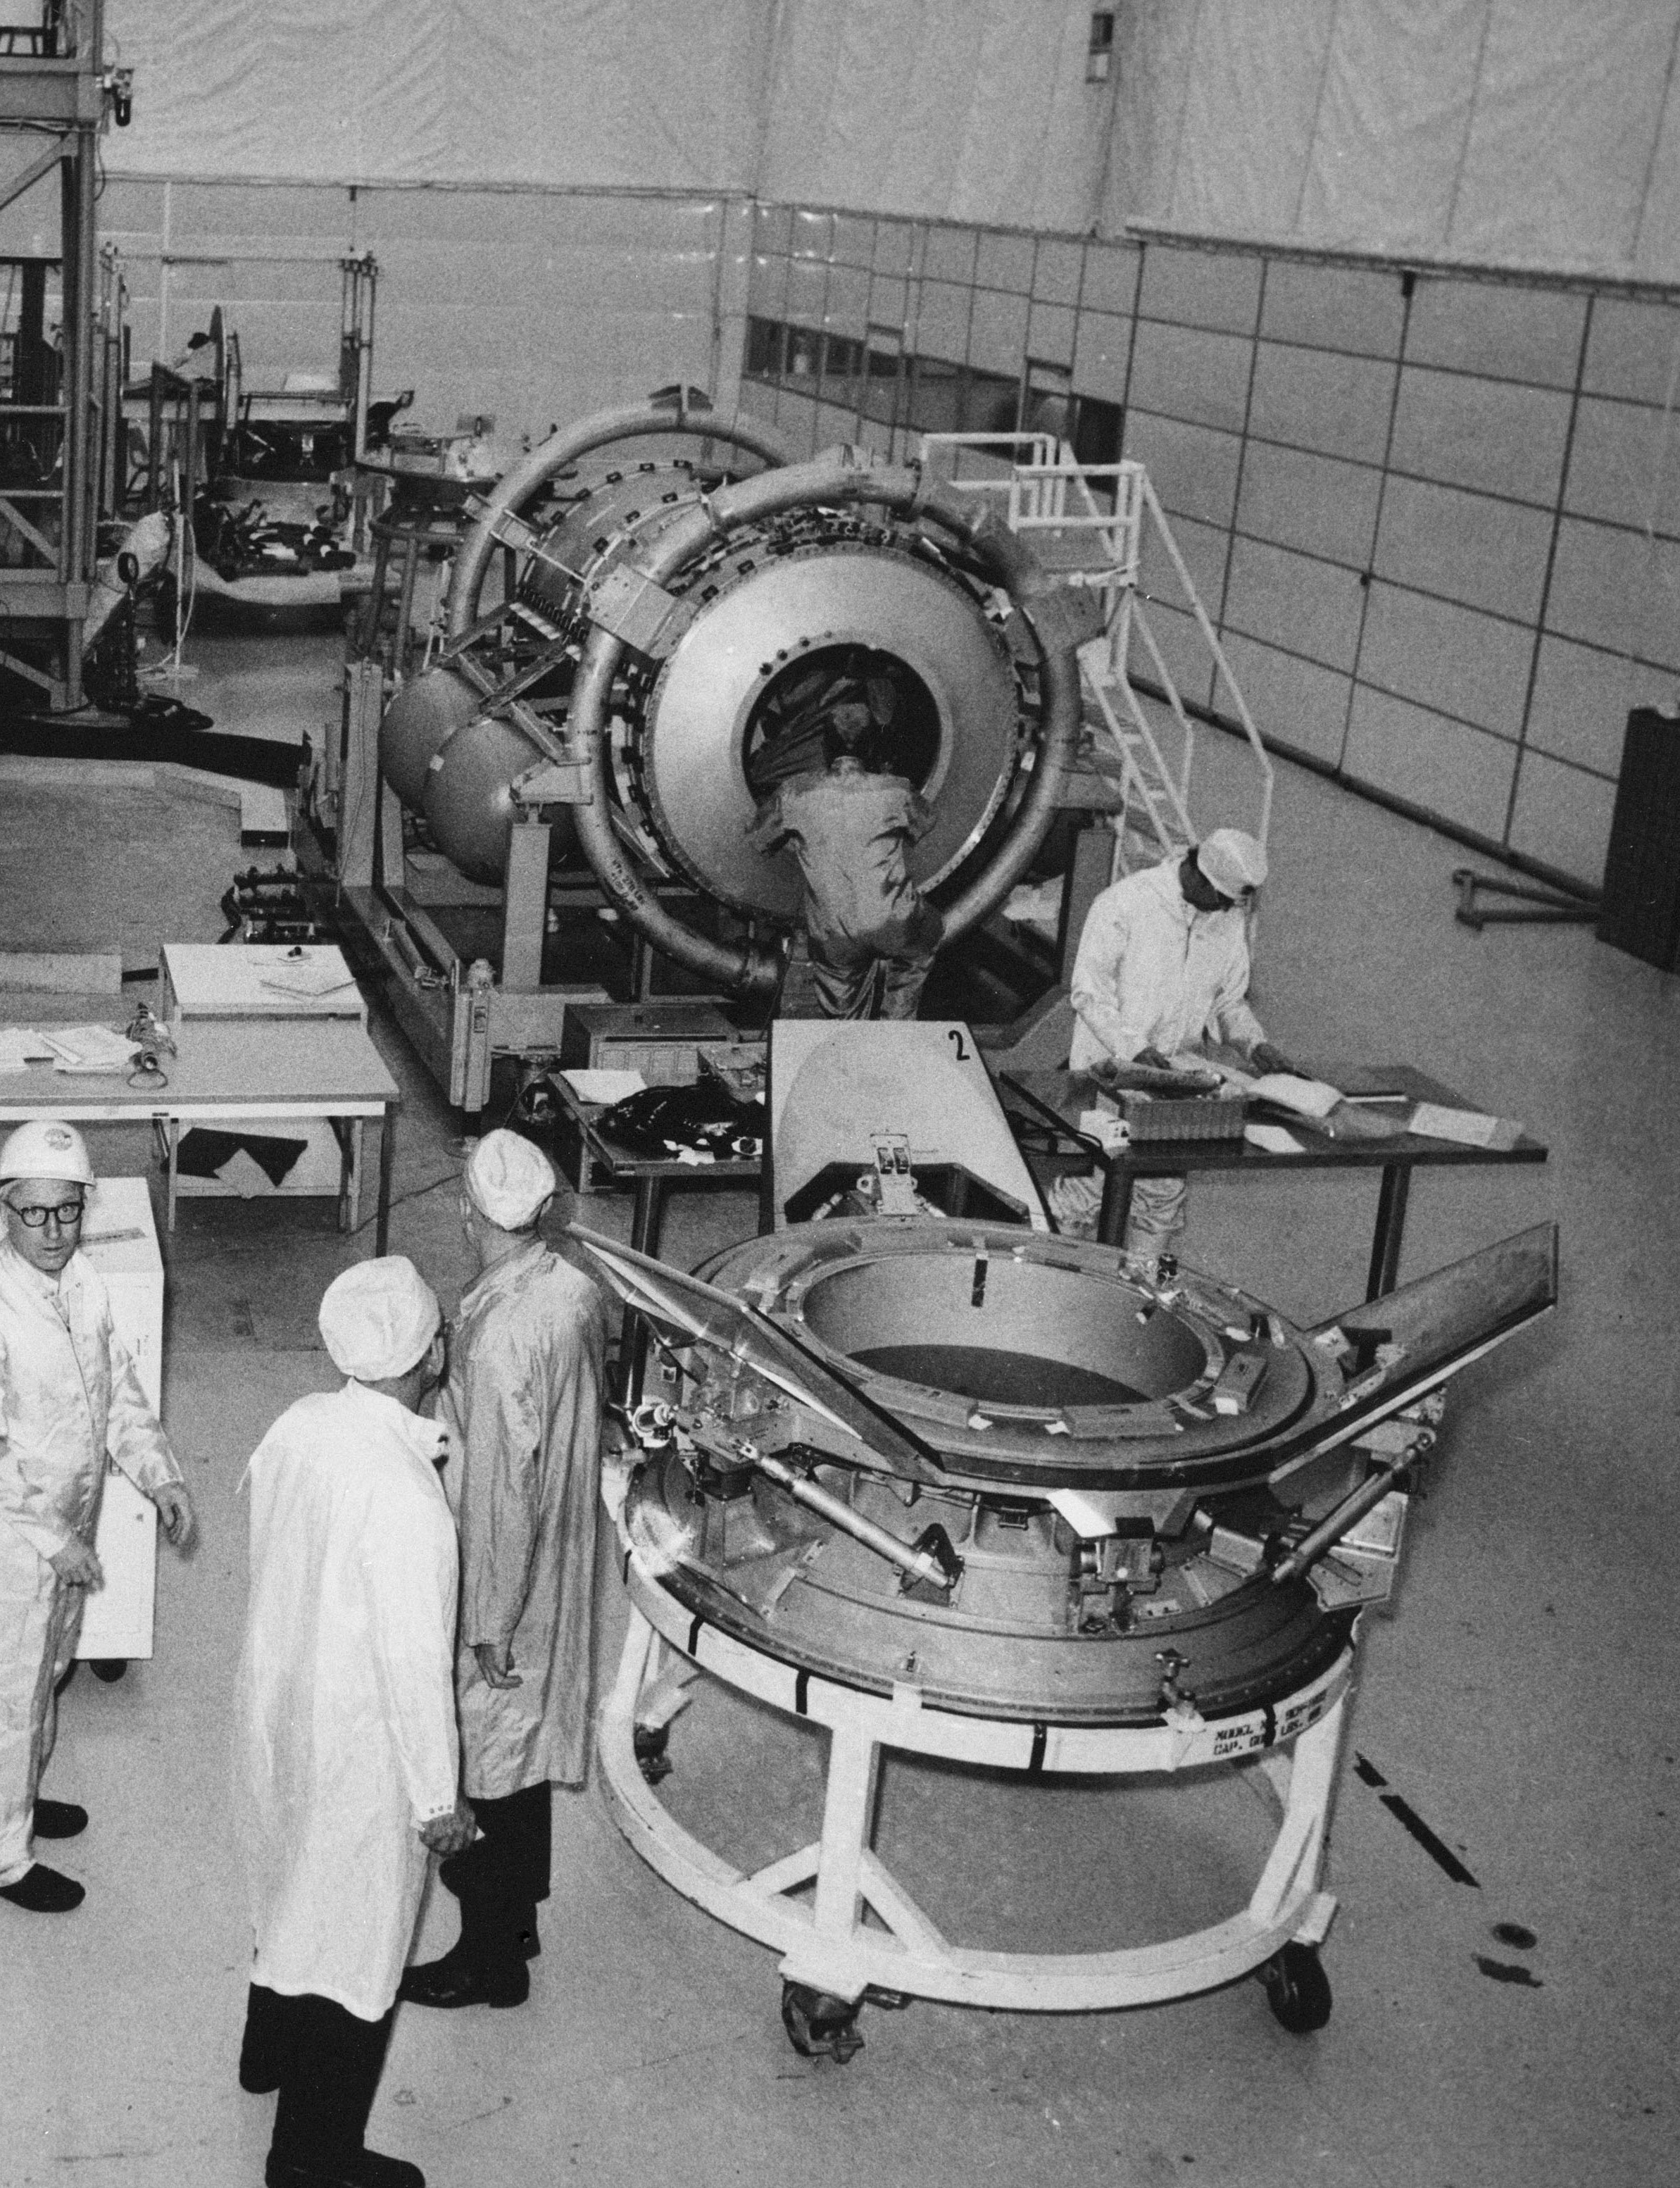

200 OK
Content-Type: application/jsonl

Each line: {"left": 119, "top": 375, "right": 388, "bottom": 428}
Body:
{"left": 742, "top": 211, "right": 1680, "bottom": 888}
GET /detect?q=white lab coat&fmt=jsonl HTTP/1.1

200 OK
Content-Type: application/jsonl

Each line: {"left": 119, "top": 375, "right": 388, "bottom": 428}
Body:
{"left": 440, "top": 1242, "right": 606, "bottom": 1798}
{"left": 1069, "top": 858, "right": 1266, "bottom": 1074}
{"left": 0, "top": 1240, "right": 180, "bottom": 1881}
{"left": 234, "top": 1382, "right": 459, "bottom": 2021}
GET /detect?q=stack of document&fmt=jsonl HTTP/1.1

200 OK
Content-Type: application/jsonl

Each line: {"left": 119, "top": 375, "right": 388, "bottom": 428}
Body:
{"left": 37, "top": 1025, "right": 141, "bottom": 1074}
{"left": 1244, "top": 1072, "right": 1343, "bottom": 1119}
{"left": 0, "top": 1028, "right": 57, "bottom": 1073}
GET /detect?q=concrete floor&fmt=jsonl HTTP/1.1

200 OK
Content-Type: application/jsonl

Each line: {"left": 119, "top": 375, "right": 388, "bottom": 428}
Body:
{"left": 0, "top": 630, "right": 1674, "bottom": 2187}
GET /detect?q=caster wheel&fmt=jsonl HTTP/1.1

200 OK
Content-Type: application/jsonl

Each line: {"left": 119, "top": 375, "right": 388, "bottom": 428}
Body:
{"left": 632, "top": 1723, "right": 672, "bottom": 1784}
{"left": 781, "top": 1980, "right": 865, "bottom": 2063}
{"left": 1258, "top": 1942, "right": 1332, "bottom": 2033}
{"left": 90, "top": 1660, "right": 127, "bottom": 1684}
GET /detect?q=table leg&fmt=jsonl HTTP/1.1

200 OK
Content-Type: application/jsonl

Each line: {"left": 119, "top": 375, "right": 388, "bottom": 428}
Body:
{"left": 1097, "top": 1157, "right": 1134, "bottom": 1249}
{"left": 1367, "top": 1163, "right": 1411, "bottom": 1300}
{"left": 342, "top": 1118, "right": 364, "bottom": 1233}
{"left": 166, "top": 1117, "right": 180, "bottom": 1233}
{"left": 620, "top": 1177, "right": 665, "bottom": 1408}
{"left": 376, "top": 1107, "right": 396, "bottom": 1256}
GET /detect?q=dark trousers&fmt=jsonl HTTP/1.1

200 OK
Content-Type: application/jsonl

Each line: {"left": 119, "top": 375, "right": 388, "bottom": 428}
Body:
{"left": 240, "top": 1984, "right": 394, "bottom": 2168}
{"left": 449, "top": 1782, "right": 551, "bottom": 1970}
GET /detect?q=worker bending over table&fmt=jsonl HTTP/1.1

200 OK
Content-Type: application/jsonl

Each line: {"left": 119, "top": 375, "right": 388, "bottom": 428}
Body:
{"left": 401, "top": 1130, "right": 608, "bottom": 2011}
{"left": 1057, "top": 831, "right": 1301, "bottom": 1266}
{"left": 0, "top": 1121, "right": 195, "bottom": 1918}
{"left": 747, "top": 670, "right": 944, "bottom": 1020}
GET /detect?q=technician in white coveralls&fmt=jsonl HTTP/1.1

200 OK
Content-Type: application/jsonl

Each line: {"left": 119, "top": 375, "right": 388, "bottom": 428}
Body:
{"left": 0, "top": 1120, "right": 194, "bottom": 1917}
{"left": 400, "top": 1130, "right": 607, "bottom": 2011}
{"left": 234, "top": 1256, "right": 472, "bottom": 2188}
{"left": 1062, "top": 832, "right": 1300, "bottom": 1265}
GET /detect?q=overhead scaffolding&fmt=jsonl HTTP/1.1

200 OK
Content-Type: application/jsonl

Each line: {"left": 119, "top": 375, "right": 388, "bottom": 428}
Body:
{"left": 0, "top": 0, "right": 121, "bottom": 711}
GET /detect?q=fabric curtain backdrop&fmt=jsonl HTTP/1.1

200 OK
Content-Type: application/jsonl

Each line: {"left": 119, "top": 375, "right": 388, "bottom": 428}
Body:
{"left": 104, "top": 0, "right": 777, "bottom": 193}
{"left": 103, "top": 0, "right": 1680, "bottom": 282}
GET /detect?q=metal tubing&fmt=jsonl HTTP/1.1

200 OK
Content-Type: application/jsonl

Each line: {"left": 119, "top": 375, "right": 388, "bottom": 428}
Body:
{"left": 1270, "top": 1459, "right": 1409, "bottom": 1585}
{"left": 751, "top": 1450, "right": 955, "bottom": 1591}
{"left": 446, "top": 400, "right": 794, "bottom": 639}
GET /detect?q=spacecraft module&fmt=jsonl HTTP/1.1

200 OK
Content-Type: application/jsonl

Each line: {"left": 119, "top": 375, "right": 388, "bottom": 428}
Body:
{"left": 577, "top": 1213, "right": 1555, "bottom": 2055}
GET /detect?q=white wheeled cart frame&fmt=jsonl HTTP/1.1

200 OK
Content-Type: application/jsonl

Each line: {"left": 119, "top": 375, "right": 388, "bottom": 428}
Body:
{"left": 599, "top": 1550, "right": 1353, "bottom": 2053}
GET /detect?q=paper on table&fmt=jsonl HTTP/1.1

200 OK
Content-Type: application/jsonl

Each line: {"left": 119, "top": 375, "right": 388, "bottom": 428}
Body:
{"left": 1244, "top": 1121, "right": 1305, "bottom": 1154}
{"left": 39, "top": 1024, "right": 140, "bottom": 1073}
{"left": 0, "top": 1027, "right": 58, "bottom": 1069}
{"left": 259, "top": 966, "right": 358, "bottom": 1001}
{"left": 1406, "top": 1102, "right": 1508, "bottom": 1148}
{"left": 563, "top": 1068, "right": 648, "bottom": 1105}
{"left": 1246, "top": 1073, "right": 1343, "bottom": 1120}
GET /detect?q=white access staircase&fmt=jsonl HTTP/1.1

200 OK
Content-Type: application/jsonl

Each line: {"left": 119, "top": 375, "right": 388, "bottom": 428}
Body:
{"left": 917, "top": 433, "right": 1273, "bottom": 877}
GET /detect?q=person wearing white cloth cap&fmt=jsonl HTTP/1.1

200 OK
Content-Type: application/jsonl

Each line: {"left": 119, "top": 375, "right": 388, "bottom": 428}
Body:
{"left": 0, "top": 1120, "right": 194, "bottom": 1918}
{"left": 1061, "top": 833, "right": 1304, "bottom": 1265}
{"left": 234, "top": 1256, "right": 472, "bottom": 2188}
{"left": 400, "top": 1130, "right": 607, "bottom": 2011}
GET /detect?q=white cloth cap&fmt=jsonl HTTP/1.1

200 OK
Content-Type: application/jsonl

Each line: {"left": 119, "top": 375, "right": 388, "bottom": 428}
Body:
{"left": 463, "top": 1130, "right": 556, "bottom": 1230}
{"left": 318, "top": 1256, "right": 441, "bottom": 1381}
{"left": 1196, "top": 829, "right": 1268, "bottom": 899}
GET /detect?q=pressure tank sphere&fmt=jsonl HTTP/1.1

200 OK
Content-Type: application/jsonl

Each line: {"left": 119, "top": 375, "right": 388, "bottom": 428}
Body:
{"left": 379, "top": 668, "right": 479, "bottom": 812}
{"left": 421, "top": 710, "right": 579, "bottom": 885}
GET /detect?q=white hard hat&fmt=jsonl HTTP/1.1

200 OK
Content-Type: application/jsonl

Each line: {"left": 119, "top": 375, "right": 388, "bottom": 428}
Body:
{"left": 318, "top": 1256, "right": 441, "bottom": 1382}
{"left": 0, "top": 1120, "right": 96, "bottom": 1189}
{"left": 1196, "top": 829, "right": 1268, "bottom": 898}
{"left": 463, "top": 1129, "right": 556, "bottom": 1231}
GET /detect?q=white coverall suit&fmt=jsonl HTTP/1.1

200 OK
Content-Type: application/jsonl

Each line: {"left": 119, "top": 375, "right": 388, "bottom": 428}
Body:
{"left": 424, "top": 1241, "right": 606, "bottom": 1980}
{"left": 1069, "top": 858, "right": 1267, "bottom": 1261}
{"left": 441, "top": 1239, "right": 607, "bottom": 1799}
{"left": 234, "top": 1381, "right": 459, "bottom": 2020}
{"left": 0, "top": 1238, "right": 180, "bottom": 1884}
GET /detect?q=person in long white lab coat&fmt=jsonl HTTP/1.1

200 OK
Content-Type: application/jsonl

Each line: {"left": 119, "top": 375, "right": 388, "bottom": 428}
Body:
{"left": 0, "top": 1120, "right": 194, "bottom": 1917}
{"left": 234, "top": 1256, "right": 472, "bottom": 2188}
{"left": 1060, "top": 832, "right": 1300, "bottom": 1264}
{"left": 399, "top": 1130, "right": 606, "bottom": 2011}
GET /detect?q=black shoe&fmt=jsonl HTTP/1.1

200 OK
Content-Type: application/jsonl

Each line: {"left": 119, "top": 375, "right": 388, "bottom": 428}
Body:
{"left": 265, "top": 2152, "right": 424, "bottom": 2188}
{"left": 397, "top": 1949, "right": 528, "bottom": 2010}
{"left": 90, "top": 1659, "right": 127, "bottom": 1684}
{"left": 239, "top": 1983, "right": 292, "bottom": 2094}
{"left": 33, "top": 1798, "right": 88, "bottom": 1840}
{"left": 0, "top": 1864, "right": 84, "bottom": 1913}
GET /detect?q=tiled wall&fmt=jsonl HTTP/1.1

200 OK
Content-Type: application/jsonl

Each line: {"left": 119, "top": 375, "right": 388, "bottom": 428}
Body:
{"left": 739, "top": 204, "right": 1680, "bottom": 890}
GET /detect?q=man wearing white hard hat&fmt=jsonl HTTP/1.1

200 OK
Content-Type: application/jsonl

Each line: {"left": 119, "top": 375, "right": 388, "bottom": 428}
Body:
{"left": 399, "top": 1129, "right": 607, "bottom": 2011}
{"left": 1061, "top": 832, "right": 1304, "bottom": 1264}
{"left": 0, "top": 1120, "right": 194, "bottom": 1917}
{"left": 234, "top": 1256, "right": 472, "bottom": 2188}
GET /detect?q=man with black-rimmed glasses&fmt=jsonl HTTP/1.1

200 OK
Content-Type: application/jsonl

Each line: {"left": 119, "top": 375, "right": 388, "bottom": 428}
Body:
{"left": 0, "top": 1120, "right": 194, "bottom": 1914}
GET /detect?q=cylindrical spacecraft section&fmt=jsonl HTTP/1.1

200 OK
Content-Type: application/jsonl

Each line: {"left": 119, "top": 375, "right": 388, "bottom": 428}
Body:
{"left": 380, "top": 403, "right": 1082, "bottom": 994}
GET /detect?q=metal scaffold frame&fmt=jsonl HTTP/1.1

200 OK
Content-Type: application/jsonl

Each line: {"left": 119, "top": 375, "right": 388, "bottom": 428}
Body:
{"left": 0, "top": 0, "right": 119, "bottom": 710}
